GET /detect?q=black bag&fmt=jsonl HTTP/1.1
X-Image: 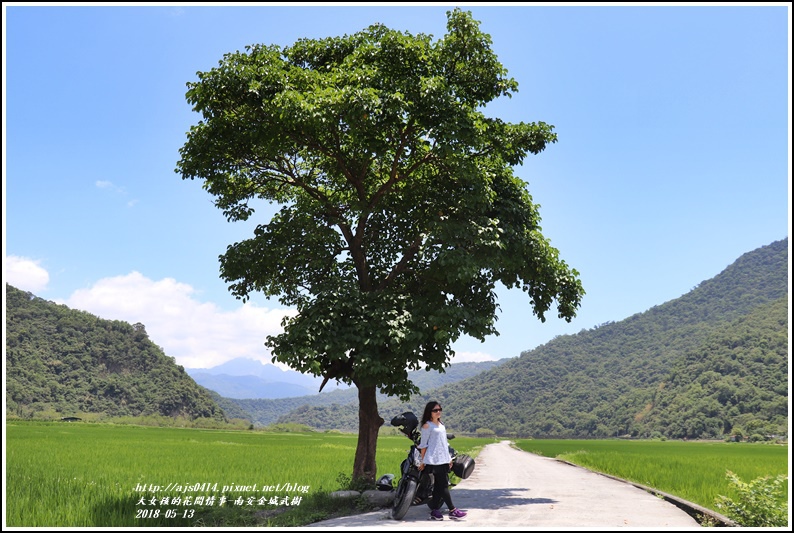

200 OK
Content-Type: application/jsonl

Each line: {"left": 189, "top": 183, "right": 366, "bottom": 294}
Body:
{"left": 451, "top": 454, "right": 475, "bottom": 479}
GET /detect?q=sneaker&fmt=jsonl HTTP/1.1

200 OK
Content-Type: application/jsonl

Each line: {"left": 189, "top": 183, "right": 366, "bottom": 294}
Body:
{"left": 429, "top": 509, "right": 444, "bottom": 521}
{"left": 449, "top": 508, "right": 467, "bottom": 519}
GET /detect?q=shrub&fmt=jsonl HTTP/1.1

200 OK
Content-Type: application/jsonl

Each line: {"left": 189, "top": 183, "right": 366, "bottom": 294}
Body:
{"left": 335, "top": 472, "right": 374, "bottom": 492}
{"left": 263, "top": 423, "right": 316, "bottom": 433}
{"left": 714, "top": 470, "right": 788, "bottom": 527}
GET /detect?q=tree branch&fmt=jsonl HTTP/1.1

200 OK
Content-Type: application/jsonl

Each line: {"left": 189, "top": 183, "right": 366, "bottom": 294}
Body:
{"left": 377, "top": 233, "right": 425, "bottom": 291}
{"left": 368, "top": 126, "right": 437, "bottom": 211}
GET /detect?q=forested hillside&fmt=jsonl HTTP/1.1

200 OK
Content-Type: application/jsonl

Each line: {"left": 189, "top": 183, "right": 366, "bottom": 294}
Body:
{"left": 640, "top": 296, "right": 788, "bottom": 439}
{"left": 226, "top": 360, "right": 506, "bottom": 426}
{"left": 5, "top": 285, "right": 225, "bottom": 421}
{"left": 275, "top": 238, "right": 789, "bottom": 439}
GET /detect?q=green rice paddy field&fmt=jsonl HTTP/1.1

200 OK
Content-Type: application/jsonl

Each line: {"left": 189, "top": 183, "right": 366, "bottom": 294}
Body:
{"left": 4, "top": 421, "right": 482, "bottom": 527}
{"left": 5, "top": 421, "right": 788, "bottom": 527}
{"left": 513, "top": 438, "right": 788, "bottom": 516}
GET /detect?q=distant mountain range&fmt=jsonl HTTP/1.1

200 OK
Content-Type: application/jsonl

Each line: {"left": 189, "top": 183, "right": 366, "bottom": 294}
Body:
{"left": 221, "top": 359, "right": 507, "bottom": 425}
{"left": 184, "top": 358, "right": 348, "bottom": 399}
{"left": 184, "top": 352, "right": 506, "bottom": 403}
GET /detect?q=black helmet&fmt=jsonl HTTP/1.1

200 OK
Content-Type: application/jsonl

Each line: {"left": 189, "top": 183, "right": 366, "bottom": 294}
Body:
{"left": 376, "top": 473, "right": 395, "bottom": 491}
{"left": 390, "top": 412, "right": 418, "bottom": 438}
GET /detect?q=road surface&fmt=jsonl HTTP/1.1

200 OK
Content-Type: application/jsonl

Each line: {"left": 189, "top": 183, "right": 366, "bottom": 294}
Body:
{"left": 309, "top": 440, "right": 702, "bottom": 528}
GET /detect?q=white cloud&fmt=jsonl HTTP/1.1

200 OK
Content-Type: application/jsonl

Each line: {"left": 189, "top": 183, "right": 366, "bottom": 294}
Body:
{"left": 5, "top": 256, "right": 50, "bottom": 292}
{"left": 62, "top": 272, "right": 296, "bottom": 369}
{"left": 95, "top": 180, "right": 125, "bottom": 194}
{"left": 450, "top": 350, "right": 498, "bottom": 363}
{"left": 96, "top": 179, "right": 136, "bottom": 207}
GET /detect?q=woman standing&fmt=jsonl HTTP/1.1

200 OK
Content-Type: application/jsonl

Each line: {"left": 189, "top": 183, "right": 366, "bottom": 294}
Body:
{"left": 417, "top": 401, "right": 467, "bottom": 520}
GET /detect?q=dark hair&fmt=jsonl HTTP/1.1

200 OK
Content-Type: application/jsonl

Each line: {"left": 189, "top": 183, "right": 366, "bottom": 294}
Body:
{"left": 421, "top": 401, "right": 442, "bottom": 426}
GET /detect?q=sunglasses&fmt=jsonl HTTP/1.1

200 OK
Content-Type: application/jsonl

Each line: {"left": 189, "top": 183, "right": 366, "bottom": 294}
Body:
{"left": 431, "top": 408, "right": 442, "bottom": 413}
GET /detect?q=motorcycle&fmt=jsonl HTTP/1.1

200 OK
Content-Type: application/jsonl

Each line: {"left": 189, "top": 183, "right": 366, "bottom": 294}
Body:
{"left": 388, "top": 411, "right": 475, "bottom": 520}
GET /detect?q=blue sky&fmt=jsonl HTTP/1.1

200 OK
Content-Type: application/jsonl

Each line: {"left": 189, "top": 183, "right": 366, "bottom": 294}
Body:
{"left": 3, "top": 3, "right": 791, "bottom": 373}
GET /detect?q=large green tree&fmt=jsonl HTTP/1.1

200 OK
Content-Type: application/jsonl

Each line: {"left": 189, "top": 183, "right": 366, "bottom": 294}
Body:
{"left": 177, "top": 9, "right": 583, "bottom": 483}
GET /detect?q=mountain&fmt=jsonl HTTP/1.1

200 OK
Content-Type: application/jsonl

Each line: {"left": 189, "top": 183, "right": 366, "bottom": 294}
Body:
{"left": 186, "top": 372, "right": 316, "bottom": 399}
{"left": 188, "top": 357, "right": 324, "bottom": 386}
{"left": 202, "top": 388, "right": 254, "bottom": 422}
{"left": 274, "top": 238, "right": 789, "bottom": 439}
{"left": 3, "top": 283, "right": 501, "bottom": 421}
{"left": 184, "top": 357, "right": 347, "bottom": 399}
{"left": 638, "top": 297, "right": 787, "bottom": 438}
{"left": 5, "top": 285, "right": 225, "bottom": 421}
{"left": 6, "top": 237, "right": 786, "bottom": 437}
{"left": 223, "top": 359, "right": 506, "bottom": 425}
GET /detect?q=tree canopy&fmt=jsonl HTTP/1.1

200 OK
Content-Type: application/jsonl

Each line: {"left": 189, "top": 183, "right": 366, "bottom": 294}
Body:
{"left": 176, "top": 8, "right": 583, "bottom": 481}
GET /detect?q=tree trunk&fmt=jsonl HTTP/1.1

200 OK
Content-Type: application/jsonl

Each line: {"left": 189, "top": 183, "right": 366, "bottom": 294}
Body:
{"left": 352, "top": 384, "right": 384, "bottom": 485}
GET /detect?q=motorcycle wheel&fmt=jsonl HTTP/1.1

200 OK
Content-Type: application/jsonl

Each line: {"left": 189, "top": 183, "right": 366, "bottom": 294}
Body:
{"left": 391, "top": 477, "right": 418, "bottom": 520}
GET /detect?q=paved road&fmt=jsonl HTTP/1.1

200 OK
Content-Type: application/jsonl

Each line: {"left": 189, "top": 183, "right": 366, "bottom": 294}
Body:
{"left": 309, "top": 440, "right": 702, "bottom": 529}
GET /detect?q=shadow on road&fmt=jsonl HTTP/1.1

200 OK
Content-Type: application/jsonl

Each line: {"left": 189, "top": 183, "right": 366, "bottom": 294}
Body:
{"left": 437, "top": 486, "right": 557, "bottom": 510}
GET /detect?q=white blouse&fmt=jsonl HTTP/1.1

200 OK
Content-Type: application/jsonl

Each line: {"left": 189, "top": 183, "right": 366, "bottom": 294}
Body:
{"left": 418, "top": 420, "right": 451, "bottom": 465}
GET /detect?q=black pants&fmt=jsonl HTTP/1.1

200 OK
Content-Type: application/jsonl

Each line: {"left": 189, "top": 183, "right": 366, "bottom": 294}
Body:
{"left": 428, "top": 463, "right": 454, "bottom": 511}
